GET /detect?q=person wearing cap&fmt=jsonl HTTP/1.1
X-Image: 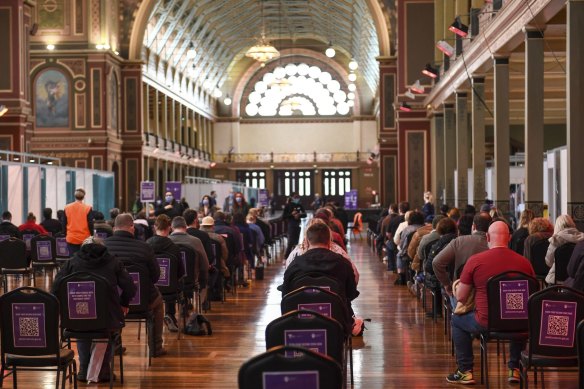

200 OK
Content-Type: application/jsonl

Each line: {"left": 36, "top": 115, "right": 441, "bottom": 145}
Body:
{"left": 63, "top": 187, "right": 94, "bottom": 254}
{"left": 199, "top": 216, "right": 230, "bottom": 280}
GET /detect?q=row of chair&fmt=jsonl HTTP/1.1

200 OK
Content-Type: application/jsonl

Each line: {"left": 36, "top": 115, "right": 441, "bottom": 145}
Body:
{"left": 238, "top": 274, "right": 353, "bottom": 388}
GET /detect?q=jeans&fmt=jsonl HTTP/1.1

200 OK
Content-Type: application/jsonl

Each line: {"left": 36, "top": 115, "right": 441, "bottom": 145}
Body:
{"left": 451, "top": 311, "right": 524, "bottom": 371}
{"left": 385, "top": 241, "right": 396, "bottom": 271}
{"left": 67, "top": 243, "right": 81, "bottom": 255}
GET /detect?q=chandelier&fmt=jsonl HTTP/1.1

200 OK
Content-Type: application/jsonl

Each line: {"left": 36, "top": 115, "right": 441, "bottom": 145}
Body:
{"left": 245, "top": 33, "right": 280, "bottom": 63}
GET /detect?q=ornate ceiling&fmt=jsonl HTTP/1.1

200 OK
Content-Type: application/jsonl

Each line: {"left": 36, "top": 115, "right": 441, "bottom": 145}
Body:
{"left": 141, "top": 0, "right": 386, "bottom": 115}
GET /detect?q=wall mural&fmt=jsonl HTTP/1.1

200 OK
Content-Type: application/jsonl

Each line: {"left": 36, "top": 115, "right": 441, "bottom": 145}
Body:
{"left": 35, "top": 69, "right": 70, "bottom": 128}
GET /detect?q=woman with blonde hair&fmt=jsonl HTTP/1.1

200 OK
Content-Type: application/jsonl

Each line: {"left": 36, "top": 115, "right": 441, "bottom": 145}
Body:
{"left": 544, "top": 215, "right": 584, "bottom": 284}
{"left": 510, "top": 209, "right": 535, "bottom": 255}
{"left": 422, "top": 191, "right": 435, "bottom": 218}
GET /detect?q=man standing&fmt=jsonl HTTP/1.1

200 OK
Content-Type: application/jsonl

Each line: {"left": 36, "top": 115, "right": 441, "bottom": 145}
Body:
{"left": 282, "top": 193, "right": 306, "bottom": 257}
{"left": 63, "top": 188, "right": 93, "bottom": 254}
{"left": 446, "top": 221, "right": 535, "bottom": 384}
{"left": 104, "top": 214, "right": 166, "bottom": 357}
{"left": 155, "top": 191, "right": 182, "bottom": 219}
{"left": 433, "top": 212, "right": 492, "bottom": 298}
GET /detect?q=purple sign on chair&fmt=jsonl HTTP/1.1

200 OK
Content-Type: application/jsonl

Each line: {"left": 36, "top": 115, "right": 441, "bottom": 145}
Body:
{"left": 23, "top": 234, "right": 34, "bottom": 251}
{"left": 36, "top": 241, "right": 53, "bottom": 261}
{"left": 263, "top": 371, "right": 319, "bottom": 389}
{"left": 284, "top": 329, "right": 327, "bottom": 357}
{"left": 129, "top": 272, "right": 140, "bottom": 306}
{"left": 155, "top": 258, "right": 170, "bottom": 287}
{"left": 56, "top": 238, "right": 69, "bottom": 257}
{"left": 539, "top": 300, "right": 577, "bottom": 347}
{"left": 258, "top": 189, "right": 269, "bottom": 207}
{"left": 0, "top": 234, "right": 10, "bottom": 242}
{"left": 140, "top": 181, "right": 155, "bottom": 203}
{"left": 499, "top": 280, "right": 529, "bottom": 320}
{"left": 94, "top": 231, "right": 108, "bottom": 240}
{"left": 297, "top": 303, "right": 332, "bottom": 319}
{"left": 12, "top": 303, "right": 47, "bottom": 348}
{"left": 67, "top": 281, "right": 97, "bottom": 320}
{"left": 344, "top": 189, "right": 358, "bottom": 210}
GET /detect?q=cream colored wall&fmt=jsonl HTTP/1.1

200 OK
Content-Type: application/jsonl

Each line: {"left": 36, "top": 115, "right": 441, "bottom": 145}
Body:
{"left": 214, "top": 120, "right": 377, "bottom": 154}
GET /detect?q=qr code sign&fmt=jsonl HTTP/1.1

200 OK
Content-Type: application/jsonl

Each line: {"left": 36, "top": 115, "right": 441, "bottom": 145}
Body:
{"left": 160, "top": 266, "right": 167, "bottom": 280}
{"left": 505, "top": 293, "right": 524, "bottom": 310}
{"left": 547, "top": 315, "right": 569, "bottom": 336}
{"left": 19, "top": 317, "right": 39, "bottom": 337}
{"left": 75, "top": 302, "right": 89, "bottom": 316}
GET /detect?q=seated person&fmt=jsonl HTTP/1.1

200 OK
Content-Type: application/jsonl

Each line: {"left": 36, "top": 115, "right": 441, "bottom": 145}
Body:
{"left": 18, "top": 212, "right": 48, "bottom": 235}
{"left": 52, "top": 236, "right": 135, "bottom": 383}
{"left": 93, "top": 211, "right": 113, "bottom": 236}
{"left": 40, "top": 207, "right": 63, "bottom": 236}
{"left": 281, "top": 222, "right": 359, "bottom": 327}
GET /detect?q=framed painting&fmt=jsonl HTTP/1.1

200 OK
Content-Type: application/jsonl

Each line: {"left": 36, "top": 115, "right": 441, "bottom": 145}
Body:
{"left": 35, "top": 69, "right": 70, "bottom": 128}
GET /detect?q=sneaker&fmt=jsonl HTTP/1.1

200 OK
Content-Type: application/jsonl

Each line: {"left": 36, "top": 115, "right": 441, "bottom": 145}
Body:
{"left": 152, "top": 347, "right": 167, "bottom": 357}
{"left": 508, "top": 368, "right": 520, "bottom": 383}
{"left": 164, "top": 315, "right": 179, "bottom": 332}
{"left": 446, "top": 370, "right": 475, "bottom": 385}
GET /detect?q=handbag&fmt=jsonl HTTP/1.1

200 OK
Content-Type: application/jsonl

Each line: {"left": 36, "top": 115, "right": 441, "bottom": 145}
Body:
{"left": 184, "top": 313, "right": 213, "bottom": 336}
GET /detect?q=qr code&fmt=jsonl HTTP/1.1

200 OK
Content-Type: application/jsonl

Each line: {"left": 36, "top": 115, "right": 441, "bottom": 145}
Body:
{"left": 75, "top": 302, "right": 89, "bottom": 315}
{"left": 159, "top": 266, "right": 167, "bottom": 280}
{"left": 505, "top": 293, "right": 524, "bottom": 310}
{"left": 547, "top": 315, "right": 569, "bottom": 336}
{"left": 19, "top": 317, "right": 39, "bottom": 337}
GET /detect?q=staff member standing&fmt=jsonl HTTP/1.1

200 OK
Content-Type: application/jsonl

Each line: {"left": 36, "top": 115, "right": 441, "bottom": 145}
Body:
{"left": 63, "top": 187, "right": 93, "bottom": 254}
{"left": 283, "top": 193, "right": 306, "bottom": 257}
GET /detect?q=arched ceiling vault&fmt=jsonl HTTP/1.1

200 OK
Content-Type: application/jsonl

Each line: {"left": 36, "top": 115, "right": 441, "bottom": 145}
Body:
{"left": 131, "top": 0, "right": 391, "bottom": 116}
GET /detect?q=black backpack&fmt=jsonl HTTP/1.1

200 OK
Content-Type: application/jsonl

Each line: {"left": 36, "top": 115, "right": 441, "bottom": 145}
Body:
{"left": 184, "top": 313, "right": 212, "bottom": 336}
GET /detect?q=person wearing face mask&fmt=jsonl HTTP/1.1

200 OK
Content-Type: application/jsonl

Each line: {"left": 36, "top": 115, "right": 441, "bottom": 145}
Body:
{"left": 283, "top": 193, "right": 307, "bottom": 257}
{"left": 223, "top": 190, "right": 235, "bottom": 213}
{"left": 155, "top": 191, "right": 183, "bottom": 219}
{"left": 232, "top": 192, "right": 250, "bottom": 216}
{"left": 199, "top": 195, "right": 215, "bottom": 217}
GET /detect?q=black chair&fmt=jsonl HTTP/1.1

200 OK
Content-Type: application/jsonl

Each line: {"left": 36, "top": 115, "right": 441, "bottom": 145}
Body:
{"left": 55, "top": 272, "right": 124, "bottom": 388}
{"left": 555, "top": 243, "right": 576, "bottom": 284}
{"left": 176, "top": 244, "right": 201, "bottom": 318}
{"left": 577, "top": 319, "right": 584, "bottom": 389}
{"left": 265, "top": 310, "right": 345, "bottom": 373}
{"left": 30, "top": 235, "right": 60, "bottom": 280}
{"left": 529, "top": 239, "right": 551, "bottom": 288}
{"left": 480, "top": 271, "right": 539, "bottom": 388}
{"left": 238, "top": 345, "right": 343, "bottom": 389}
{"left": 155, "top": 253, "right": 183, "bottom": 338}
{"left": 20, "top": 229, "right": 39, "bottom": 252}
{"left": 122, "top": 261, "right": 153, "bottom": 366}
{"left": 519, "top": 286, "right": 584, "bottom": 389}
{"left": 281, "top": 286, "right": 353, "bottom": 385}
{"left": 0, "top": 237, "right": 35, "bottom": 291}
{"left": 0, "top": 287, "right": 77, "bottom": 389}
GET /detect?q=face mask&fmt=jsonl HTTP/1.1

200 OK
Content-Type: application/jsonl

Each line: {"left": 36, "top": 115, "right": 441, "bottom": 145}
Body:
{"left": 293, "top": 198, "right": 300, "bottom": 204}
{"left": 202, "top": 199, "right": 209, "bottom": 206}
{"left": 236, "top": 197, "right": 242, "bottom": 203}
{"left": 165, "top": 196, "right": 173, "bottom": 203}
{"left": 229, "top": 193, "right": 234, "bottom": 199}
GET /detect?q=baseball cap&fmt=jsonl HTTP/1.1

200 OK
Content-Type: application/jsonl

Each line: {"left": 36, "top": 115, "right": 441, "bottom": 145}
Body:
{"left": 201, "top": 216, "right": 215, "bottom": 226}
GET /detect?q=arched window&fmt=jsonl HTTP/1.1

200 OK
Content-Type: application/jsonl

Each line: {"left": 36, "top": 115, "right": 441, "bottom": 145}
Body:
{"left": 244, "top": 63, "right": 354, "bottom": 117}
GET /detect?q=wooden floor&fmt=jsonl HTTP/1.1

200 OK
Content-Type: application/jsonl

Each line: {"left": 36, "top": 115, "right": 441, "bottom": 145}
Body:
{"left": 2, "top": 239, "right": 580, "bottom": 388}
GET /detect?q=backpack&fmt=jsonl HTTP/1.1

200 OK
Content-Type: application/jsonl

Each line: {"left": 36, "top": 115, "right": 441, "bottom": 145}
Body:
{"left": 184, "top": 313, "right": 212, "bottom": 336}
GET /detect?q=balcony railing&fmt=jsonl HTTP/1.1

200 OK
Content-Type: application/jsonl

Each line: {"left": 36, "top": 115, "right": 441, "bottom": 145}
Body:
{"left": 214, "top": 151, "right": 368, "bottom": 164}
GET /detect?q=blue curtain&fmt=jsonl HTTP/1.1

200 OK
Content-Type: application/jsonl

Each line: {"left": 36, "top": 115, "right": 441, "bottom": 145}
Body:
{"left": 92, "top": 174, "right": 114, "bottom": 215}
{"left": 0, "top": 165, "right": 7, "bottom": 213}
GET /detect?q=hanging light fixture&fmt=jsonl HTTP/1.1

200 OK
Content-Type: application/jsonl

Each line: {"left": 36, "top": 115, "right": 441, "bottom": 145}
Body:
{"left": 449, "top": 16, "right": 469, "bottom": 38}
{"left": 245, "top": 0, "right": 280, "bottom": 64}
{"left": 187, "top": 42, "right": 196, "bottom": 59}
{"left": 411, "top": 80, "right": 425, "bottom": 94}
{"left": 399, "top": 102, "right": 412, "bottom": 112}
{"left": 325, "top": 41, "right": 336, "bottom": 58}
{"left": 213, "top": 86, "right": 222, "bottom": 98}
{"left": 348, "top": 72, "right": 357, "bottom": 82}
{"left": 422, "top": 63, "right": 439, "bottom": 79}
{"left": 348, "top": 58, "right": 359, "bottom": 70}
{"left": 405, "top": 89, "right": 416, "bottom": 100}
{"left": 223, "top": 95, "right": 232, "bottom": 106}
{"left": 436, "top": 40, "right": 455, "bottom": 57}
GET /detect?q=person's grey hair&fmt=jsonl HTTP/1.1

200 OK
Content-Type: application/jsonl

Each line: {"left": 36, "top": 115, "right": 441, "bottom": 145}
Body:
{"left": 171, "top": 216, "right": 187, "bottom": 229}
{"left": 114, "top": 213, "right": 134, "bottom": 228}
{"left": 82, "top": 236, "right": 104, "bottom": 246}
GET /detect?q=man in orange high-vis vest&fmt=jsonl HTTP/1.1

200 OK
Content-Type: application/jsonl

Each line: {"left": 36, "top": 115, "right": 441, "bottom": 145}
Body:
{"left": 63, "top": 188, "right": 94, "bottom": 255}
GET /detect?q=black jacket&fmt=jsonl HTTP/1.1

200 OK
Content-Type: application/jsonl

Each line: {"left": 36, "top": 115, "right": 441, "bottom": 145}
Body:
{"left": 0, "top": 221, "right": 22, "bottom": 239}
{"left": 565, "top": 241, "right": 584, "bottom": 291}
{"left": 510, "top": 227, "right": 529, "bottom": 256}
{"left": 40, "top": 218, "right": 62, "bottom": 236}
{"left": 154, "top": 200, "right": 183, "bottom": 219}
{"left": 104, "top": 231, "right": 160, "bottom": 303}
{"left": 52, "top": 243, "right": 136, "bottom": 329}
{"left": 186, "top": 227, "right": 216, "bottom": 266}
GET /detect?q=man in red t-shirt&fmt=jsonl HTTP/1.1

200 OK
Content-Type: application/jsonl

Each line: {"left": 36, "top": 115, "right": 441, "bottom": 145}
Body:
{"left": 446, "top": 221, "right": 535, "bottom": 385}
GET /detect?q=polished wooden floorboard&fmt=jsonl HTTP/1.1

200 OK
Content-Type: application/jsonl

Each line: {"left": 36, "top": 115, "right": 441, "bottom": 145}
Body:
{"left": 2, "top": 240, "right": 579, "bottom": 388}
